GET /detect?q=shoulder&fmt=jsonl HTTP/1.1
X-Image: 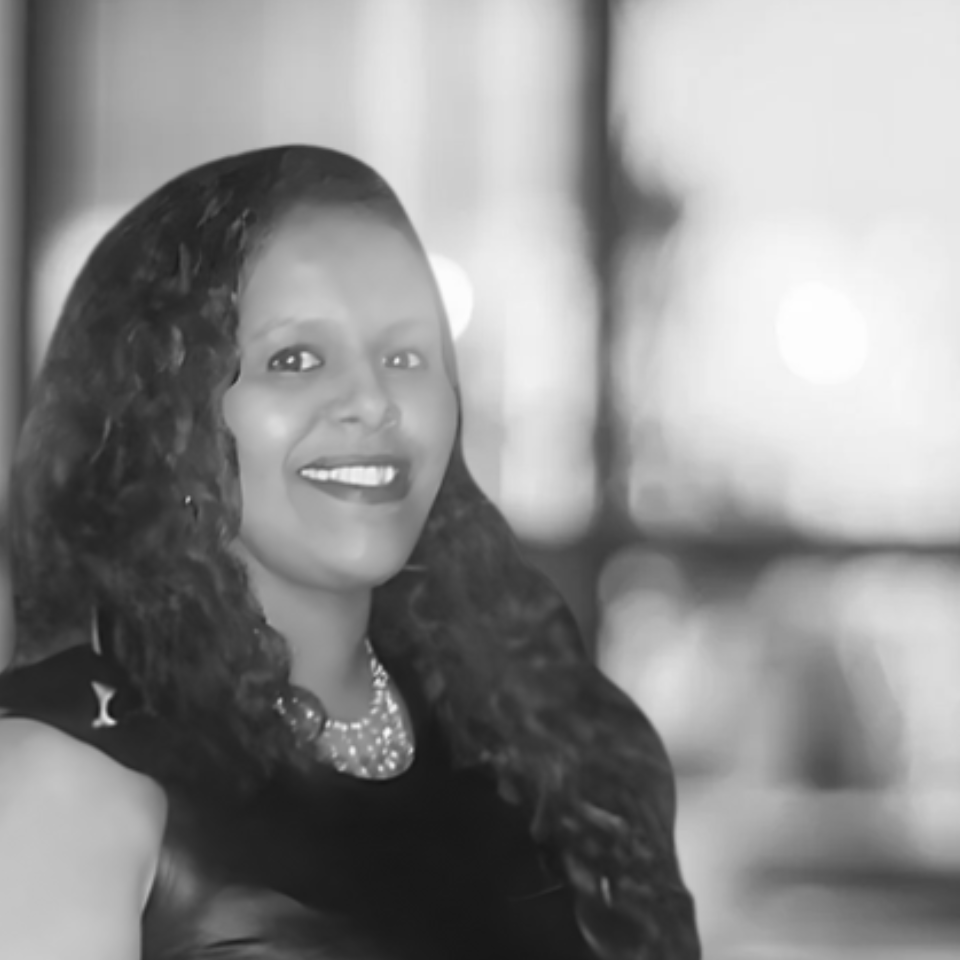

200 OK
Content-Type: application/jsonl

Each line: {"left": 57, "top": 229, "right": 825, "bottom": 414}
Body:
{"left": 0, "top": 716, "right": 167, "bottom": 900}
{"left": 0, "top": 717, "right": 168, "bottom": 959}
{"left": 0, "top": 712, "right": 166, "bottom": 819}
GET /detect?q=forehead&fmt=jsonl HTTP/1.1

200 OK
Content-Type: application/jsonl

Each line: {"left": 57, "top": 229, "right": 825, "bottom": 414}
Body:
{"left": 239, "top": 202, "right": 436, "bottom": 323}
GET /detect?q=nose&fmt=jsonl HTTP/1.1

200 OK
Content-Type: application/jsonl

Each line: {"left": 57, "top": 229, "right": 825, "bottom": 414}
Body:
{"left": 327, "top": 360, "right": 399, "bottom": 431}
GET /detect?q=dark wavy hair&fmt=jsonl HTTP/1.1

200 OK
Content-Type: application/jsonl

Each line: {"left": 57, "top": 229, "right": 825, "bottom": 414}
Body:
{"left": 9, "top": 146, "right": 698, "bottom": 959}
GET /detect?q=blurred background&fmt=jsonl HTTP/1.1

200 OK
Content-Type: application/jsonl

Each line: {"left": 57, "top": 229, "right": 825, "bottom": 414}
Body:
{"left": 2, "top": 0, "right": 960, "bottom": 956}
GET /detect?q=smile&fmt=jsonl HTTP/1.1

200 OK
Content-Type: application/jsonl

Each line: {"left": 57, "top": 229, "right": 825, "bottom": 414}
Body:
{"left": 299, "top": 464, "right": 399, "bottom": 487}
{"left": 296, "top": 457, "right": 412, "bottom": 504}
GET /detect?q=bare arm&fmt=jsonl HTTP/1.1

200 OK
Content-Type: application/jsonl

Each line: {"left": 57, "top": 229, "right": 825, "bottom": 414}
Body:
{"left": 0, "top": 716, "right": 167, "bottom": 960}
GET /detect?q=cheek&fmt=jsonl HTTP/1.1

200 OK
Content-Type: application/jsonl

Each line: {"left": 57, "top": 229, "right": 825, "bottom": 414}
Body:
{"left": 428, "top": 418, "right": 458, "bottom": 499}
{"left": 224, "top": 388, "right": 301, "bottom": 466}
{"left": 414, "top": 384, "right": 458, "bottom": 463}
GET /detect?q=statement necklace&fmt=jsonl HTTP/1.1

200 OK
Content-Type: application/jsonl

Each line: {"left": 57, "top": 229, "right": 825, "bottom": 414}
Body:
{"left": 274, "top": 639, "right": 415, "bottom": 780}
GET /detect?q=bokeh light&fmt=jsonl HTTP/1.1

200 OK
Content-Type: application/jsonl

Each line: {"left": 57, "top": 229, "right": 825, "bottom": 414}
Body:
{"left": 428, "top": 253, "right": 474, "bottom": 340}
{"left": 775, "top": 281, "right": 868, "bottom": 385}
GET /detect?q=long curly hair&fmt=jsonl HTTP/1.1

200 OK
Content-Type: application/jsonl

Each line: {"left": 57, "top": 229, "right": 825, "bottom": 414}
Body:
{"left": 9, "top": 146, "right": 698, "bottom": 959}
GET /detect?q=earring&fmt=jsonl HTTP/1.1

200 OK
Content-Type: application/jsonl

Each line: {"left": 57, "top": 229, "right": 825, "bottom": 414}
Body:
{"left": 183, "top": 493, "right": 199, "bottom": 520}
{"left": 91, "top": 608, "right": 103, "bottom": 656}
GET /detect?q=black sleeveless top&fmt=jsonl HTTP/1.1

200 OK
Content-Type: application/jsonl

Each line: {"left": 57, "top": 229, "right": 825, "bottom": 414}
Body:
{"left": 0, "top": 645, "right": 595, "bottom": 960}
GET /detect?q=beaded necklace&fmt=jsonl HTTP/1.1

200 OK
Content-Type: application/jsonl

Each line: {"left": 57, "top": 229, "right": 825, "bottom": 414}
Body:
{"left": 274, "top": 639, "right": 414, "bottom": 780}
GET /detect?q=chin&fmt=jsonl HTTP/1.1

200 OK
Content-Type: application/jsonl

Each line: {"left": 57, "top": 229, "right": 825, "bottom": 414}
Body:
{"left": 307, "top": 548, "right": 413, "bottom": 592}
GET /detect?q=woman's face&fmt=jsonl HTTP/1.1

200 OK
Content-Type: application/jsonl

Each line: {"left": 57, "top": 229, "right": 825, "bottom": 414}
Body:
{"left": 223, "top": 202, "right": 458, "bottom": 593}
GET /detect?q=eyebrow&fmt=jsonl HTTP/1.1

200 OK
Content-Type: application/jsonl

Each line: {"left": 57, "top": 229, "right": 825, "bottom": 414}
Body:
{"left": 245, "top": 315, "right": 437, "bottom": 342}
{"left": 384, "top": 317, "right": 437, "bottom": 335}
{"left": 245, "top": 316, "right": 301, "bottom": 342}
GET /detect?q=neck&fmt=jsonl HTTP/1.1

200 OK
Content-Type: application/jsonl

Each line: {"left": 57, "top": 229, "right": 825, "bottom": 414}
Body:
{"left": 237, "top": 551, "right": 375, "bottom": 720}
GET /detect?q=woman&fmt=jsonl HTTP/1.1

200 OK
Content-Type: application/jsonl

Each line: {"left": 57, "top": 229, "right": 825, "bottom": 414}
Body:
{"left": 0, "top": 146, "right": 699, "bottom": 959}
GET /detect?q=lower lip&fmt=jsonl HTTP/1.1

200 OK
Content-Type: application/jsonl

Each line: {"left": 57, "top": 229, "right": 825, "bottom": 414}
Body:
{"left": 298, "top": 470, "right": 412, "bottom": 505}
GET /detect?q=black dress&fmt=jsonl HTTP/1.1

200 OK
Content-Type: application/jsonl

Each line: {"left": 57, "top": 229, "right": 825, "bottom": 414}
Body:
{"left": 0, "top": 644, "right": 595, "bottom": 960}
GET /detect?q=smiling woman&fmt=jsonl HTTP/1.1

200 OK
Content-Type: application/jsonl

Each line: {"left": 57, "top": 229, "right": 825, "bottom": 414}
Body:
{"left": 0, "top": 146, "right": 698, "bottom": 960}
{"left": 225, "top": 204, "right": 457, "bottom": 616}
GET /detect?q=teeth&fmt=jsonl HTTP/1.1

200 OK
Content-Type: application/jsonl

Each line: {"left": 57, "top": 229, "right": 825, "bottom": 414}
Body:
{"left": 300, "top": 465, "right": 400, "bottom": 487}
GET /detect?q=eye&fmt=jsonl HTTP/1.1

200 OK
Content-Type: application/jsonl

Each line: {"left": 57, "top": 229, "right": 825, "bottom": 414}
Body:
{"left": 268, "top": 347, "right": 324, "bottom": 373}
{"left": 384, "top": 349, "right": 424, "bottom": 371}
